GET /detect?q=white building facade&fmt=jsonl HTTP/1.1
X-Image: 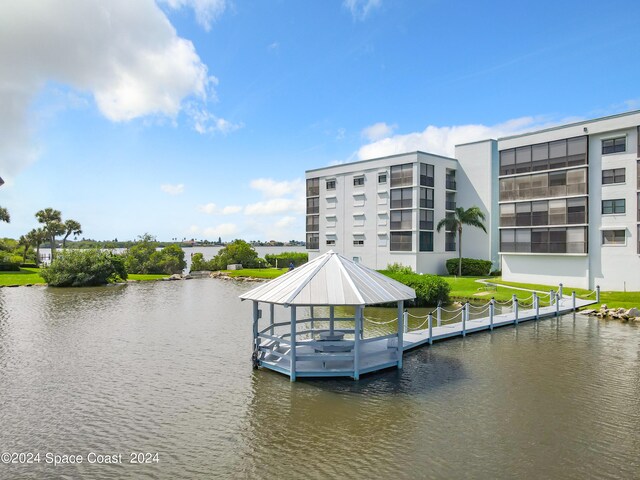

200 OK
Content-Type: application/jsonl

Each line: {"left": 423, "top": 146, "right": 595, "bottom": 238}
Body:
{"left": 306, "top": 110, "right": 640, "bottom": 291}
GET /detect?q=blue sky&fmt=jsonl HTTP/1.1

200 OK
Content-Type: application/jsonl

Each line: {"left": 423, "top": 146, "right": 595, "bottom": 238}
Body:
{"left": 1, "top": 0, "right": 639, "bottom": 242}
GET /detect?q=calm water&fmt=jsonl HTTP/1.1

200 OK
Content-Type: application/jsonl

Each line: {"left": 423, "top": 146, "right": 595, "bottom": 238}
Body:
{"left": 0, "top": 280, "right": 639, "bottom": 479}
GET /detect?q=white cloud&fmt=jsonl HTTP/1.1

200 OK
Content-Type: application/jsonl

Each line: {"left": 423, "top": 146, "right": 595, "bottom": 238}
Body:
{"left": 357, "top": 116, "right": 563, "bottom": 160}
{"left": 161, "top": 183, "right": 185, "bottom": 195}
{"left": 0, "top": 0, "right": 227, "bottom": 180}
{"left": 361, "top": 122, "right": 397, "bottom": 142}
{"left": 188, "top": 104, "right": 243, "bottom": 134}
{"left": 249, "top": 178, "right": 305, "bottom": 198}
{"left": 343, "top": 0, "right": 382, "bottom": 20}
{"left": 244, "top": 198, "right": 304, "bottom": 216}
{"left": 222, "top": 205, "right": 242, "bottom": 215}
{"left": 275, "top": 216, "right": 297, "bottom": 228}
{"left": 162, "top": 0, "right": 227, "bottom": 31}
{"left": 197, "top": 203, "right": 242, "bottom": 214}
{"left": 268, "top": 41, "right": 280, "bottom": 51}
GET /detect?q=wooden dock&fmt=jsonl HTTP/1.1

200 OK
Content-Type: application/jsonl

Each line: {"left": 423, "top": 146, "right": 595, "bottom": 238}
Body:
{"left": 258, "top": 295, "right": 598, "bottom": 379}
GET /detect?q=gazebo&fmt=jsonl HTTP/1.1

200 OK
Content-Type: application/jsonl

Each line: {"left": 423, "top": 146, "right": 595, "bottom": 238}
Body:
{"left": 239, "top": 250, "right": 416, "bottom": 381}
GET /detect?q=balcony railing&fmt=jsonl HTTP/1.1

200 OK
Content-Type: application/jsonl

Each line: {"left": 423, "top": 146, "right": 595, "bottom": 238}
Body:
{"left": 445, "top": 201, "right": 456, "bottom": 211}
{"left": 446, "top": 179, "right": 457, "bottom": 190}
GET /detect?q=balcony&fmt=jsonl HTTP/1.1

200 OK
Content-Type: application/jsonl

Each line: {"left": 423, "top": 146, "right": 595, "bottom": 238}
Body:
{"left": 445, "top": 201, "right": 456, "bottom": 211}
{"left": 445, "top": 178, "right": 457, "bottom": 190}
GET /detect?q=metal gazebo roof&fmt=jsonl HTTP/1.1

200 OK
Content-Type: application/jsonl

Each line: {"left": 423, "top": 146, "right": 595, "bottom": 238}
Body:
{"left": 239, "top": 250, "right": 416, "bottom": 306}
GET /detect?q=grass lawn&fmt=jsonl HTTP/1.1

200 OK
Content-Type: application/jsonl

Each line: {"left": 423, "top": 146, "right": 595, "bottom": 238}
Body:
{"left": 128, "top": 274, "right": 170, "bottom": 281}
{"left": 224, "top": 268, "right": 287, "bottom": 279}
{"left": 442, "top": 276, "right": 555, "bottom": 304}
{"left": 0, "top": 268, "right": 46, "bottom": 286}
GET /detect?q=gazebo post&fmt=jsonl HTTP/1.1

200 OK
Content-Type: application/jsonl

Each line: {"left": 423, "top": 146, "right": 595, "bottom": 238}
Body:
{"left": 310, "top": 305, "right": 315, "bottom": 337}
{"left": 252, "top": 301, "right": 259, "bottom": 353}
{"left": 354, "top": 305, "right": 362, "bottom": 380}
{"left": 329, "top": 306, "right": 335, "bottom": 335}
{"left": 290, "top": 306, "right": 297, "bottom": 382}
{"left": 269, "top": 303, "right": 275, "bottom": 336}
{"left": 397, "top": 300, "right": 404, "bottom": 369}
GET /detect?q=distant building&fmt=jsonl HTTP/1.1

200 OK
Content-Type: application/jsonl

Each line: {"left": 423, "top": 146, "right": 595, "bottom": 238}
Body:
{"left": 306, "top": 110, "right": 640, "bottom": 291}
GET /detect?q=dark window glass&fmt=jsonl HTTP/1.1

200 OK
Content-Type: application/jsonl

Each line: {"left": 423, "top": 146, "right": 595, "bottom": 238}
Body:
{"left": 516, "top": 202, "right": 532, "bottom": 226}
{"left": 602, "top": 230, "right": 625, "bottom": 245}
{"left": 500, "top": 229, "right": 515, "bottom": 252}
{"left": 306, "top": 178, "right": 319, "bottom": 196}
{"left": 353, "top": 176, "right": 364, "bottom": 186}
{"left": 567, "top": 197, "right": 587, "bottom": 224}
{"left": 567, "top": 137, "right": 588, "bottom": 166}
{"left": 446, "top": 192, "right": 456, "bottom": 211}
{"left": 548, "top": 140, "right": 567, "bottom": 169}
{"left": 306, "top": 197, "right": 319, "bottom": 214}
{"left": 531, "top": 143, "right": 549, "bottom": 171}
{"left": 390, "top": 164, "right": 413, "bottom": 187}
{"left": 420, "top": 163, "right": 434, "bottom": 187}
{"left": 353, "top": 239, "right": 364, "bottom": 246}
{"left": 306, "top": 233, "right": 319, "bottom": 250}
{"left": 445, "top": 169, "right": 456, "bottom": 190}
{"left": 602, "top": 168, "right": 625, "bottom": 184}
{"left": 419, "top": 231, "right": 433, "bottom": 252}
{"left": 500, "top": 149, "right": 516, "bottom": 176}
{"left": 549, "top": 228, "right": 567, "bottom": 253}
{"left": 531, "top": 229, "right": 549, "bottom": 253}
{"left": 420, "top": 188, "right": 434, "bottom": 208}
{"left": 531, "top": 201, "right": 548, "bottom": 226}
{"left": 326, "top": 180, "right": 336, "bottom": 190}
{"left": 378, "top": 173, "right": 387, "bottom": 184}
{"left": 445, "top": 232, "right": 456, "bottom": 251}
{"left": 515, "top": 146, "right": 532, "bottom": 173}
{"left": 419, "top": 209, "right": 433, "bottom": 230}
{"left": 326, "top": 239, "right": 335, "bottom": 246}
{"left": 602, "top": 199, "right": 625, "bottom": 214}
{"left": 390, "top": 232, "right": 412, "bottom": 251}
{"left": 306, "top": 215, "right": 319, "bottom": 232}
{"left": 390, "top": 188, "right": 413, "bottom": 208}
{"left": 390, "top": 210, "right": 412, "bottom": 230}
{"left": 602, "top": 137, "right": 626, "bottom": 154}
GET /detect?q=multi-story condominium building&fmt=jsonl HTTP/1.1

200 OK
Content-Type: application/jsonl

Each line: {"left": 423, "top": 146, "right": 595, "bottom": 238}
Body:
{"left": 306, "top": 110, "right": 640, "bottom": 291}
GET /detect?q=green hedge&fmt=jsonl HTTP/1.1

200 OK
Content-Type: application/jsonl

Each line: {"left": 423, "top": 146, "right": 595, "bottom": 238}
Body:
{"left": 445, "top": 257, "right": 492, "bottom": 276}
{"left": 381, "top": 271, "right": 450, "bottom": 307}
{"left": 0, "top": 263, "right": 21, "bottom": 271}
{"left": 264, "top": 252, "right": 308, "bottom": 268}
{"left": 40, "top": 249, "right": 128, "bottom": 287}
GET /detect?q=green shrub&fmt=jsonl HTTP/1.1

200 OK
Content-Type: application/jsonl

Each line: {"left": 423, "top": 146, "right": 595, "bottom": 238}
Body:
{"left": 264, "top": 252, "right": 308, "bottom": 268}
{"left": 382, "top": 271, "right": 450, "bottom": 307}
{"left": 0, "top": 262, "right": 20, "bottom": 271}
{"left": 445, "top": 258, "right": 492, "bottom": 276}
{"left": 210, "top": 240, "right": 264, "bottom": 270}
{"left": 124, "top": 236, "right": 186, "bottom": 274}
{"left": 386, "top": 262, "right": 413, "bottom": 274}
{"left": 40, "top": 249, "right": 128, "bottom": 287}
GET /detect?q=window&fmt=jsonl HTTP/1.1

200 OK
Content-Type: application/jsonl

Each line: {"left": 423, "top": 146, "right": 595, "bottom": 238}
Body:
{"left": 500, "top": 229, "right": 515, "bottom": 252}
{"left": 516, "top": 202, "right": 532, "bottom": 226}
{"left": 420, "top": 188, "right": 434, "bottom": 208}
{"left": 419, "top": 209, "right": 434, "bottom": 230}
{"left": 390, "top": 163, "right": 413, "bottom": 187}
{"left": 567, "top": 227, "right": 587, "bottom": 253}
{"left": 515, "top": 229, "right": 531, "bottom": 252}
{"left": 567, "top": 197, "right": 587, "bottom": 224}
{"left": 549, "top": 140, "right": 567, "bottom": 169}
{"left": 378, "top": 173, "right": 387, "bottom": 184}
{"left": 445, "top": 169, "right": 456, "bottom": 190}
{"left": 390, "top": 210, "right": 412, "bottom": 230}
{"left": 326, "top": 179, "right": 336, "bottom": 190}
{"left": 353, "top": 176, "right": 365, "bottom": 187}
{"left": 306, "top": 197, "right": 319, "bottom": 214}
{"left": 500, "top": 149, "right": 516, "bottom": 176}
{"left": 548, "top": 199, "right": 566, "bottom": 225}
{"left": 419, "top": 231, "right": 433, "bottom": 252}
{"left": 515, "top": 146, "right": 532, "bottom": 173}
{"left": 326, "top": 239, "right": 335, "bottom": 246}
{"left": 390, "top": 232, "right": 412, "bottom": 251}
{"left": 420, "top": 163, "right": 434, "bottom": 187}
{"left": 531, "top": 143, "right": 549, "bottom": 171}
{"left": 567, "top": 137, "right": 588, "bottom": 166}
{"left": 549, "top": 228, "right": 566, "bottom": 253}
{"left": 306, "top": 233, "right": 319, "bottom": 250}
{"left": 602, "top": 168, "right": 625, "bottom": 185}
{"left": 567, "top": 168, "right": 587, "bottom": 195}
{"left": 602, "top": 199, "right": 625, "bottom": 215}
{"left": 602, "top": 230, "right": 625, "bottom": 245}
{"left": 390, "top": 188, "right": 412, "bottom": 208}
{"left": 502, "top": 226, "right": 588, "bottom": 253}
{"left": 306, "top": 215, "right": 319, "bottom": 232}
{"left": 531, "top": 201, "right": 548, "bottom": 226}
{"left": 446, "top": 192, "right": 456, "bottom": 211}
{"left": 353, "top": 239, "right": 364, "bottom": 246}
{"left": 306, "top": 178, "right": 319, "bottom": 196}
{"left": 445, "top": 232, "right": 456, "bottom": 251}
{"left": 500, "top": 203, "right": 516, "bottom": 227}
{"left": 602, "top": 137, "right": 626, "bottom": 154}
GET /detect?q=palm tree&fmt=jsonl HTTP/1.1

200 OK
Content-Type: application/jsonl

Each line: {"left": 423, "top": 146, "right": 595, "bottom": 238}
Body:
{"left": 62, "top": 219, "right": 82, "bottom": 249}
{"left": 35, "top": 208, "right": 65, "bottom": 258}
{"left": 0, "top": 206, "right": 9, "bottom": 223}
{"left": 436, "top": 206, "right": 487, "bottom": 277}
{"left": 18, "top": 235, "right": 30, "bottom": 262}
{"left": 27, "top": 228, "right": 47, "bottom": 266}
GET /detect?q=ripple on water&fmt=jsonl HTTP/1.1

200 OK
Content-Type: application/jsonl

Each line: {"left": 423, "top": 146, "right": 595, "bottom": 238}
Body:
{"left": 0, "top": 283, "right": 639, "bottom": 479}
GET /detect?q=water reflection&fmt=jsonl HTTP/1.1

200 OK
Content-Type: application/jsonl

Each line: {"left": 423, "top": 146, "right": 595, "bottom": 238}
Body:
{"left": 0, "top": 280, "right": 638, "bottom": 479}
